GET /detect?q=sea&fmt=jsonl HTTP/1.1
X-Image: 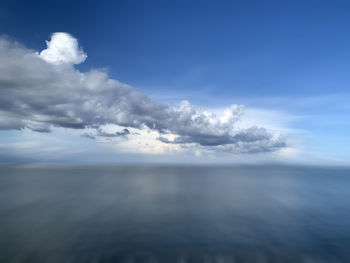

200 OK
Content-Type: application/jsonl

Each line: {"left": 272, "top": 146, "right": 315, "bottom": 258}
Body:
{"left": 1, "top": 165, "right": 350, "bottom": 263}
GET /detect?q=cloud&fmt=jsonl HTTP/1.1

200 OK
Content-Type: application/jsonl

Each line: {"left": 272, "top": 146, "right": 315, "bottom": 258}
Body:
{"left": 158, "top": 126, "right": 285, "bottom": 153}
{"left": 82, "top": 127, "right": 130, "bottom": 139}
{"left": 39, "top": 32, "right": 87, "bottom": 65}
{"left": 0, "top": 33, "right": 286, "bottom": 154}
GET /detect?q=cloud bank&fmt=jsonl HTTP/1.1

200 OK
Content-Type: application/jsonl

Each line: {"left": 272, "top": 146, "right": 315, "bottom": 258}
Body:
{"left": 0, "top": 33, "right": 286, "bottom": 154}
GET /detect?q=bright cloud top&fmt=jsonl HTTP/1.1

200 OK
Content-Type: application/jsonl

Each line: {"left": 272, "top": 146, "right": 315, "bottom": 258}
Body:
{"left": 0, "top": 33, "right": 286, "bottom": 154}
{"left": 39, "top": 32, "right": 87, "bottom": 65}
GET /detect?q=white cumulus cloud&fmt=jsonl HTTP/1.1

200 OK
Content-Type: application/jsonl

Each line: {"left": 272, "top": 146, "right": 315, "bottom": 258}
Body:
{"left": 39, "top": 32, "right": 87, "bottom": 65}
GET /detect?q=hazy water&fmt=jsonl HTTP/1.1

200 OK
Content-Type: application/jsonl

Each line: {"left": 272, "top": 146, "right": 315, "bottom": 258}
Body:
{"left": 1, "top": 165, "right": 350, "bottom": 263}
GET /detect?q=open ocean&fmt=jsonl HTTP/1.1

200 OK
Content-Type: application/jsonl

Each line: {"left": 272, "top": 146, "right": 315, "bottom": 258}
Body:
{"left": 1, "top": 165, "right": 350, "bottom": 263}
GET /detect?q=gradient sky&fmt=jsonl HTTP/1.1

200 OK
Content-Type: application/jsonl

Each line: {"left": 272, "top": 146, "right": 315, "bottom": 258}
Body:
{"left": 1, "top": 0, "right": 350, "bottom": 164}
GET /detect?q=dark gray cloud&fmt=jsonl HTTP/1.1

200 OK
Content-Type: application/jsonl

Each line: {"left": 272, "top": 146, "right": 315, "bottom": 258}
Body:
{"left": 83, "top": 128, "right": 130, "bottom": 139}
{"left": 0, "top": 33, "right": 286, "bottom": 154}
{"left": 159, "top": 126, "right": 286, "bottom": 153}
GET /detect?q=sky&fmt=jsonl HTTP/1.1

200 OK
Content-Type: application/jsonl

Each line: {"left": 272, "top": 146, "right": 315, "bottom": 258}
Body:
{"left": 0, "top": 0, "right": 350, "bottom": 164}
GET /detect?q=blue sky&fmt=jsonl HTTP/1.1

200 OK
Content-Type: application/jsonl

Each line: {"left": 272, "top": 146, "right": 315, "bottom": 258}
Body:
{"left": 0, "top": 0, "right": 350, "bottom": 164}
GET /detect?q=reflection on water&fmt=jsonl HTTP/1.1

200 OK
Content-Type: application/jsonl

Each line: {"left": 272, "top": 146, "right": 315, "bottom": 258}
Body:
{"left": 0, "top": 165, "right": 350, "bottom": 262}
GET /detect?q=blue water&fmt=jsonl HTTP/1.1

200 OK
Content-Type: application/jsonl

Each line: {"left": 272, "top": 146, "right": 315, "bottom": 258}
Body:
{"left": 0, "top": 165, "right": 350, "bottom": 262}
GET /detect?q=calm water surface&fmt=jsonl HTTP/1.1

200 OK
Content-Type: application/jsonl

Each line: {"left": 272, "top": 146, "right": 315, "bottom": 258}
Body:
{"left": 1, "top": 165, "right": 350, "bottom": 262}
